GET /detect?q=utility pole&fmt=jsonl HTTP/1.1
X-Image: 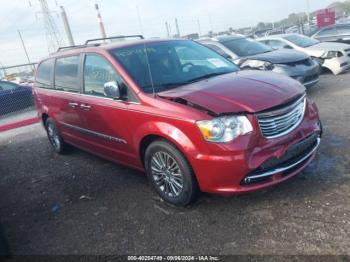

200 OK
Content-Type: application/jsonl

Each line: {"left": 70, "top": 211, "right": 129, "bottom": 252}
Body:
{"left": 197, "top": 19, "right": 202, "bottom": 37}
{"left": 38, "top": 0, "right": 63, "bottom": 53}
{"left": 209, "top": 14, "right": 213, "bottom": 33}
{"left": 17, "top": 30, "right": 34, "bottom": 70}
{"left": 94, "top": 3, "right": 107, "bottom": 38}
{"left": 165, "top": 22, "right": 170, "bottom": 37}
{"left": 175, "top": 18, "right": 180, "bottom": 37}
{"left": 0, "top": 61, "right": 6, "bottom": 78}
{"left": 60, "top": 6, "right": 75, "bottom": 46}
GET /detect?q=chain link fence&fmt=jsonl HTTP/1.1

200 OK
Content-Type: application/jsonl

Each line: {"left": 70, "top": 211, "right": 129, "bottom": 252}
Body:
{"left": 0, "top": 63, "right": 39, "bottom": 132}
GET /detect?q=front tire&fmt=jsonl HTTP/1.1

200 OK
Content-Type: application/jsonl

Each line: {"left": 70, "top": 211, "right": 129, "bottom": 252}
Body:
{"left": 144, "top": 139, "right": 199, "bottom": 206}
{"left": 45, "top": 118, "right": 67, "bottom": 154}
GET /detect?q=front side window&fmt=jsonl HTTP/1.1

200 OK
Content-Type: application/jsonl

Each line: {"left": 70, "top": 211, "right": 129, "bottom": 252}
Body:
{"left": 221, "top": 38, "right": 273, "bottom": 57}
{"left": 36, "top": 59, "right": 54, "bottom": 89}
{"left": 83, "top": 54, "right": 136, "bottom": 101}
{"left": 110, "top": 40, "right": 238, "bottom": 93}
{"left": 283, "top": 34, "right": 319, "bottom": 47}
{"left": 84, "top": 54, "right": 120, "bottom": 97}
{"left": 0, "top": 81, "right": 18, "bottom": 91}
{"left": 54, "top": 56, "right": 80, "bottom": 93}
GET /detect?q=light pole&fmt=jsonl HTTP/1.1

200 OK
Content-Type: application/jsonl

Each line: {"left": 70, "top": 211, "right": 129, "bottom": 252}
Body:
{"left": 306, "top": 0, "right": 311, "bottom": 32}
{"left": 18, "top": 30, "right": 34, "bottom": 70}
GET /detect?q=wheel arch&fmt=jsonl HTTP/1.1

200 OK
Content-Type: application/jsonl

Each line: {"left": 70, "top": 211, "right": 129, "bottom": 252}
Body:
{"left": 136, "top": 122, "right": 199, "bottom": 167}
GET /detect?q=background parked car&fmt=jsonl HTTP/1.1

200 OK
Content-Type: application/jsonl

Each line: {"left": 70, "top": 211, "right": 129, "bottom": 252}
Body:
{"left": 0, "top": 80, "right": 33, "bottom": 115}
{"left": 259, "top": 33, "right": 350, "bottom": 75}
{"left": 199, "top": 35, "right": 320, "bottom": 88}
{"left": 312, "top": 23, "right": 350, "bottom": 44}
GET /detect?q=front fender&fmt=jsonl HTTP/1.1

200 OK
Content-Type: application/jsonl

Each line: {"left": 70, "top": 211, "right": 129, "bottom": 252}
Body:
{"left": 133, "top": 120, "right": 201, "bottom": 159}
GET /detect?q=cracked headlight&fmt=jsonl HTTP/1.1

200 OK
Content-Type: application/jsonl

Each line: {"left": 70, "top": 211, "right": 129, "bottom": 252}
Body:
{"left": 241, "top": 60, "right": 275, "bottom": 70}
{"left": 196, "top": 116, "right": 253, "bottom": 143}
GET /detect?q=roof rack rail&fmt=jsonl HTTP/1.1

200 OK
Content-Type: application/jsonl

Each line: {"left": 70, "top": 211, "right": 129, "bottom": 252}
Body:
{"left": 57, "top": 44, "right": 86, "bottom": 52}
{"left": 84, "top": 35, "right": 144, "bottom": 45}
{"left": 56, "top": 35, "right": 144, "bottom": 53}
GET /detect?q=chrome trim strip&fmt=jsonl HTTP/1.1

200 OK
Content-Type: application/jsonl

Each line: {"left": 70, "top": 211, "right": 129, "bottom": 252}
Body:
{"left": 36, "top": 87, "right": 141, "bottom": 105}
{"left": 60, "top": 122, "right": 127, "bottom": 144}
{"left": 256, "top": 94, "right": 306, "bottom": 118}
{"left": 244, "top": 137, "right": 321, "bottom": 183}
{"left": 257, "top": 97, "right": 306, "bottom": 139}
{"left": 303, "top": 78, "right": 319, "bottom": 87}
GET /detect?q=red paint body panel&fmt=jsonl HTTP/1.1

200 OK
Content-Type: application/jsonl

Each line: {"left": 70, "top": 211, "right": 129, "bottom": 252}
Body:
{"left": 33, "top": 40, "right": 321, "bottom": 194}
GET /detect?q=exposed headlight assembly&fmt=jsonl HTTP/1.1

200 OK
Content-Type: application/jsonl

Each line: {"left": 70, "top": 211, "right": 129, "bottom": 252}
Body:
{"left": 241, "top": 60, "right": 275, "bottom": 70}
{"left": 196, "top": 116, "right": 253, "bottom": 143}
{"left": 322, "top": 51, "right": 343, "bottom": 59}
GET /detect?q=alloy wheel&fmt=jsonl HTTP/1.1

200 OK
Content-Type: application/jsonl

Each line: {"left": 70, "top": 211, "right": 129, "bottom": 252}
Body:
{"left": 151, "top": 151, "right": 184, "bottom": 197}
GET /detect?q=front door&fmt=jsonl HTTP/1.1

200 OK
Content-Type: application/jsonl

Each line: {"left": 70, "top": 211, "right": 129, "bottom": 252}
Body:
{"left": 77, "top": 53, "right": 136, "bottom": 165}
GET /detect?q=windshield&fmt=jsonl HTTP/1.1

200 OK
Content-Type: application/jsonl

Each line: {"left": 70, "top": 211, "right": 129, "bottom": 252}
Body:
{"left": 110, "top": 40, "right": 239, "bottom": 93}
{"left": 283, "top": 34, "right": 320, "bottom": 48}
{"left": 221, "top": 37, "right": 273, "bottom": 57}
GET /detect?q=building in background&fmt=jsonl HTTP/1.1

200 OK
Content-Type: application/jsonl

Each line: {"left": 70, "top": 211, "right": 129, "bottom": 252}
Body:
{"left": 317, "top": 9, "right": 336, "bottom": 28}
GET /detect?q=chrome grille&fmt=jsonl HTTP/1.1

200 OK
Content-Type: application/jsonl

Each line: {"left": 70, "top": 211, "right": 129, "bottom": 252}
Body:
{"left": 256, "top": 95, "right": 306, "bottom": 139}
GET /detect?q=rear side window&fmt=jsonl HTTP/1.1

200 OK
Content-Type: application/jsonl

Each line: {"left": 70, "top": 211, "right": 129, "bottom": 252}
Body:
{"left": 267, "top": 40, "right": 289, "bottom": 49}
{"left": 36, "top": 59, "right": 54, "bottom": 89}
{"left": 337, "top": 24, "right": 350, "bottom": 34}
{"left": 54, "top": 56, "right": 80, "bottom": 93}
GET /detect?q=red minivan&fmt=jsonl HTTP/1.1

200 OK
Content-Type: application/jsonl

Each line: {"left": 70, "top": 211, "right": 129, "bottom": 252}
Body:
{"left": 34, "top": 36, "right": 322, "bottom": 206}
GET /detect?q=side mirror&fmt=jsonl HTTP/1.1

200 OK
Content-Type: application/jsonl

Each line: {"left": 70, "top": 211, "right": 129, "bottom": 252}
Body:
{"left": 222, "top": 53, "right": 232, "bottom": 60}
{"left": 104, "top": 81, "right": 121, "bottom": 99}
{"left": 284, "top": 45, "right": 293, "bottom": 49}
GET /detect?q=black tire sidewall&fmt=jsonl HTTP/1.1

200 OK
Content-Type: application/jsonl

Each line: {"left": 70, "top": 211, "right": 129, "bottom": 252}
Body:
{"left": 45, "top": 118, "right": 64, "bottom": 154}
{"left": 145, "top": 140, "right": 198, "bottom": 206}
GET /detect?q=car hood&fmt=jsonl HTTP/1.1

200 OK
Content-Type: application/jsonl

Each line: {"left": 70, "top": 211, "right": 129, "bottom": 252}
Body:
{"left": 246, "top": 49, "right": 309, "bottom": 64}
{"left": 305, "top": 42, "right": 350, "bottom": 57}
{"left": 158, "top": 71, "right": 305, "bottom": 115}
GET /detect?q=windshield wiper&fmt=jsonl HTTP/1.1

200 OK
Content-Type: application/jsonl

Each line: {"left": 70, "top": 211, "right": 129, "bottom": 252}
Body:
{"left": 143, "top": 72, "right": 232, "bottom": 93}
{"left": 185, "top": 71, "right": 231, "bottom": 84}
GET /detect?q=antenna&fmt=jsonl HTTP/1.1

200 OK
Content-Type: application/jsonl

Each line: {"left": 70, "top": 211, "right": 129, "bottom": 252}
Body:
{"left": 37, "top": 0, "right": 64, "bottom": 53}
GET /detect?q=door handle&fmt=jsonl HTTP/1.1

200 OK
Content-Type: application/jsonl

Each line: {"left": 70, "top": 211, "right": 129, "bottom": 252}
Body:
{"left": 80, "top": 103, "right": 91, "bottom": 110}
{"left": 68, "top": 102, "right": 78, "bottom": 108}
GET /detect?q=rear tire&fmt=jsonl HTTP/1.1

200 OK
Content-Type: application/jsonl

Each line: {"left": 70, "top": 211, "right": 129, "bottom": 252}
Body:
{"left": 144, "top": 139, "right": 199, "bottom": 206}
{"left": 45, "top": 118, "right": 67, "bottom": 154}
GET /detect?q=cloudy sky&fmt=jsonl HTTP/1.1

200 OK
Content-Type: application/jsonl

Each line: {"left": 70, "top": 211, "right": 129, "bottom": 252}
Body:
{"left": 0, "top": 0, "right": 337, "bottom": 67}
